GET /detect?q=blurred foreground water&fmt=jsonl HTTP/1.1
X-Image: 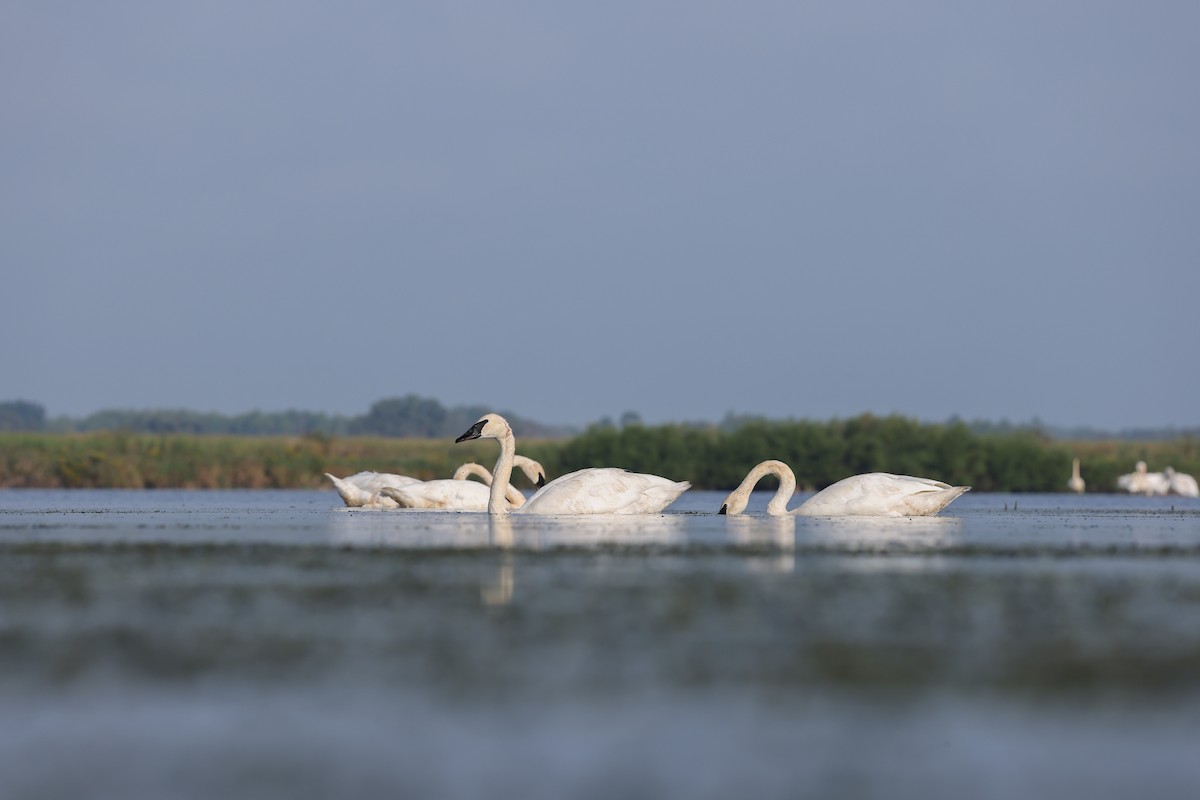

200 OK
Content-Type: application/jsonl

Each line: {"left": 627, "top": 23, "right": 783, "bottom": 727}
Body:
{"left": 2, "top": 489, "right": 1199, "bottom": 799}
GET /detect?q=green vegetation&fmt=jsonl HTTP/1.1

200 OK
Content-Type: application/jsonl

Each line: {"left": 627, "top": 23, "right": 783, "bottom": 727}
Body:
{"left": 2, "top": 414, "right": 1196, "bottom": 492}
{"left": 553, "top": 415, "right": 1200, "bottom": 493}
{"left": 0, "top": 432, "right": 551, "bottom": 490}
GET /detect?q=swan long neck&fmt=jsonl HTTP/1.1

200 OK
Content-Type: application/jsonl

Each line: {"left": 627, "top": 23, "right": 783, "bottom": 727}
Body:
{"left": 454, "top": 463, "right": 491, "bottom": 483}
{"left": 1072, "top": 458, "right": 1081, "bottom": 480}
{"left": 512, "top": 455, "right": 544, "bottom": 486}
{"left": 759, "top": 461, "right": 798, "bottom": 515}
{"left": 727, "top": 460, "right": 797, "bottom": 515}
{"left": 488, "top": 427, "right": 517, "bottom": 515}
{"left": 457, "top": 460, "right": 526, "bottom": 507}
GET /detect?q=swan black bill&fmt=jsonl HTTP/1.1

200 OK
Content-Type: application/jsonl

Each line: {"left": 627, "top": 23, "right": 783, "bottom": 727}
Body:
{"left": 537, "top": 475, "right": 547, "bottom": 488}
{"left": 718, "top": 504, "right": 727, "bottom": 515}
{"left": 455, "top": 420, "right": 486, "bottom": 443}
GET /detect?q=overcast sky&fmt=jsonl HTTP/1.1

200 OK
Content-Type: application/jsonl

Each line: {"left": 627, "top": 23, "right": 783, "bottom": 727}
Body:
{"left": 2, "top": 1, "right": 1197, "bottom": 429}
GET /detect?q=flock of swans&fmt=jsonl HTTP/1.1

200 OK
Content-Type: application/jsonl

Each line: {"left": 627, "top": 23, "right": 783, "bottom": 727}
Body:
{"left": 1112, "top": 461, "right": 1200, "bottom": 497}
{"left": 327, "top": 413, "right": 1200, "bottom": 514}
{"left": 326, "top": 413, "right": 972, "bottom": 517}
{"left": 326, "top": 456, "right": 547, "bottom": 510}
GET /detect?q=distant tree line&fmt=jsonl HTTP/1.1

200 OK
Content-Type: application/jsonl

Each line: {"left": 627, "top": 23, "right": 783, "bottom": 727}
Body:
{"left": 0, "top": 397, "right": 572, "bottom": 439}
{"left": 5, "top": 397, "right": 1197, "bottom": 443}
{"left": 0, "top": 401, "right": 45, "bottom": 432}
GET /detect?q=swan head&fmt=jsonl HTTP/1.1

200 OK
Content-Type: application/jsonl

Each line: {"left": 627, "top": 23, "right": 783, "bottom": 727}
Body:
{"left": 513, "top": 455, "right": 548, "bottom": 488}
{"left": 1136, "top": 461, "right": 1148, "bottom": 474}
{"left": 455, "top": 413, "right": 510, "bottom": 444}
{"left": 718, "top": 491, "right": 749, "bottom": 516}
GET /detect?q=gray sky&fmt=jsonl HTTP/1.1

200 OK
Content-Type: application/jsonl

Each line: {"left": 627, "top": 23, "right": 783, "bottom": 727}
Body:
{"left": 2, "top": 1, "right": 1197, "bottom": 429}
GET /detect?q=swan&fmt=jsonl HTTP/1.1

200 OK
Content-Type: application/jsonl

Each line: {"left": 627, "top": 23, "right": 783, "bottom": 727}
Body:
{"left": 1117, "top": 461, "right": 1170, "bottom": 496}
{"left": 1067, "top": 458, "right": 1085, "bottom": 494}
{"left": 454, "top": 413, "right": 690, "bottom": 515}
{"left": 1164, "top": 466, "right": 1200, "bottom": 497}
{"left": 326, "top": 456, "right": 546, "bottom": 509}
{"left": 325, "top": 471, "right": 422, "bottom": 508}
{"left": 718, "top": 460, "right": 970, "bottom": 517}
{"left": 379, "top": 457, "right": 548, "bottom": 510}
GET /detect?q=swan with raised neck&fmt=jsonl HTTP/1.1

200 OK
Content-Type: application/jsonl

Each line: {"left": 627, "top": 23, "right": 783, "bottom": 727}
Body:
{"left": 1067, "top": 458, "right": 1085, "bottom": 494}
{"left": 455, "top": 413, "right": 690, "bottom": 515}
{"left": 380, "top": 456, "right": 546, "bottom": 510}
{"left": 328, "top": 456, "right": 544, "bottom": 510}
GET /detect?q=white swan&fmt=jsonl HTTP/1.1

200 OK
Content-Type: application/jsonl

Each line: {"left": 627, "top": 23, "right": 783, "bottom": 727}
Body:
{"left": 718, "top": 460, "right": 970, "bottom": 517}
{"left": 1164, "top": 466, "right": 1200, "bottom": 498}
{"left": 1067, "top": 458, "right": 1085, "bottom": 494}
{"left": 1117, "top": 461, "right": 1170, "bottom": 496}
{"left": 326, "top": 471, "right": 422, "bottom": 508}
{"left": 327, "top": 457, "right": 546, "bottom": 510}
{"left": 379, "top": 458, "right": 547, "bottom": 510}
{"left": 454, "top": 414, "right": 690, "bottom": 515}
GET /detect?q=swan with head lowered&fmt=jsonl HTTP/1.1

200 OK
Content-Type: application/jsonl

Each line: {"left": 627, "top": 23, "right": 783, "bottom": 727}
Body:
{"left": 379, "top": 458, "right": 547, "bottom": 510}
{"left": 325, "top": 471, "right": 422, "bottom": 508}
{"left": 455, "top": 413, "right": 690, "bottom": 515}
{"left": 326, "top": 457, "right": 545, "bottom": 509}
{"left": 719, "top": 460, "right": 969, "bottom": 517}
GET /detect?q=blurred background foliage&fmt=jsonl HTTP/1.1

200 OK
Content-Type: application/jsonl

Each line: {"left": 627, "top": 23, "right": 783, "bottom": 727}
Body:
{"left": 1, "top": 413, "right": 1195, "bottom": 492}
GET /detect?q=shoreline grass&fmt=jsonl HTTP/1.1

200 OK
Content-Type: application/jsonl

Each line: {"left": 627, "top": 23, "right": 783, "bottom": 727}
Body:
{"left": 1, "top": 427, "right": 1196, "bottom": 492}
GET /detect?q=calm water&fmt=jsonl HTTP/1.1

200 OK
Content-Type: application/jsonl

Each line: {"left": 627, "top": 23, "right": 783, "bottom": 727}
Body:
{"left": 2, "top": 488, "right": 1200, "bottom": 799}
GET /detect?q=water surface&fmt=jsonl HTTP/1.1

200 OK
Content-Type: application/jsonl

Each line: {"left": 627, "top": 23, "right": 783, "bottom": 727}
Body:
{"left": 2, "top": 489, "right": 1199, "bottom": 799}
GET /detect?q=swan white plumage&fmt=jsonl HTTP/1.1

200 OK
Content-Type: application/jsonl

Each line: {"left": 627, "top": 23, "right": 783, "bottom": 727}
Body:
{"left": 326, "top": 471, "right": 422, "bottom": 508}
{"left": 718, "top": 460, "right": 970, "bottom": 517}
{"left": 379, "top": 458, "right": 547, "bottom": 510}
{"left": 1067, "top": 458, "right": 1085, "bottom": 494}
{"left": 454, "top": 413, "right": 690, "bottom": 515}
{"left": 327, "top": 456, "right": 546, "bottom": 510}
{"left": 1117, "top": 461, "right": 1170, "bottom": 496}
{"left": 1164, "top": 466, "right": 1200, "bottom": 498}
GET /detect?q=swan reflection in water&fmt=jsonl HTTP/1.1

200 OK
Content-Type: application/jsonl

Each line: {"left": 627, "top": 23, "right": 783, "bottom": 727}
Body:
{"left": 480, "top": 517, "right": 515, "bottom": 606}
{"left": 328, "top": 510, "right": 688, "bottom": 550}
{"left": 327, "top": 508, "right": 496, "bottom": 549}
{"left": 329, "top": 511, "right": 689, "bottom": 606}
{"left": 723, "top": 515, "right": 796, "bottom": 573}
{"left": 796, "top": 514, "right": 964, "bottom": 553}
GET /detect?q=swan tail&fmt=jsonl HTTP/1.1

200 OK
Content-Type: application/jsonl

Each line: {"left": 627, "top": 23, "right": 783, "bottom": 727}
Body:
{"left": 907, "top": 485, "right": 970, "bottom": 516}
{"left": 636, "top": 480, "right": 691, "bottom": 513}
{"left": 326, "top": 473, "right": 374, "bottom": 507}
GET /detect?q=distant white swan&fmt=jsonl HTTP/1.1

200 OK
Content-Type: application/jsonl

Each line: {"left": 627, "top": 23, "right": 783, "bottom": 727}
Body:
{"left": 719, "top": 460, "right": 970, "bottom": 517}
{"left": 379, "top": 458, "right": 547, "bottom": 510}
{"left": 1164, "top": 466, "right": 1200, "bottom": 498}
{"left": 455, "top": 414, "right": 690, "bottom": 515}
{"left": 1067, "top": 458, "right": 1085, "bottom": 494}
{"left": 326, "top": 456, "right": 546, "bottom": 510}
{"left": 1116, "top": 461, "right": 1170, "bottom": 496}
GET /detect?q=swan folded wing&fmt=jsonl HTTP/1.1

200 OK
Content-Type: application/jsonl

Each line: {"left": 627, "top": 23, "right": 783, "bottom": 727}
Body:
{"left": 863, "top": 473, "right": 954, "bottom": 495}
{"left": 521, "top": 468, "right": 690, "bottom": 515}
{"left": 351, "top": 472, "right": 423, "bottom": 493}
{"left": 797, "top": 473, "right": 966, "bottom": 516}
{"left": 381, "top": 479, "right": 492, "bottom": 510}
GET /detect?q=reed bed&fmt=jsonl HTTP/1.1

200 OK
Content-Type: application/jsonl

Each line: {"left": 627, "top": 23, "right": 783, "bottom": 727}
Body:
{"left": 1, "top": 422, "right": 1196, "bottom": 492}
